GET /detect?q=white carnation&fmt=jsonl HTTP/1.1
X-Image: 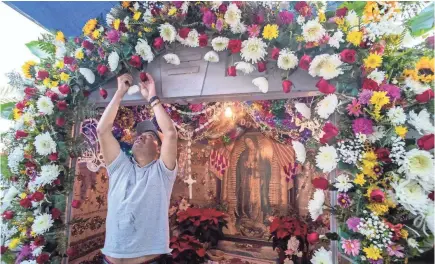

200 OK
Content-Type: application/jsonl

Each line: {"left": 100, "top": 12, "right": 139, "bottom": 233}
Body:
{"left": 292, "top": 141, "right": 306, "bottom": 163}
{"left": 159, "top": 23, "right": 176, "bottom": 43}
{"left": 235, "top": 61, "right": 255, "bottom": 74}
{"left": 34, "top": 132, "right": 56, "bottom": 156}
{"left": 328, "top": 30, "right": 344, "bottom": 49}
{"left": 230, "top": 22, "right": 247, "bottom": 34}
{"left": 36, "top": 96, "right": 54, "bottom": 115}
{"left": 309, "top": 54, "right": 343, "bottom": 80}
{"left": 79, "top": 68, "right": 95, "bottom": 84}
{"left": 316, "top": 94, "right": 338, "bottom": 119}
{"left": 294, "top": 102, "right": 311, "bottom": 119}
{"left": 252, "top": 77, "right": 268, "bottom": 93}
{"left": 135, "top": 38, "right": 154, "bottom": 62}
{"left": 204, "top": 51, "right": 219, "bottom": 62}
{"left": 368, "top": 69, "right": 385, "bottom": 85}
{"left": 408, "top": 109, "right": 434, "bottom": 135}
{"left": 308, "top": 189, "right": 325, "bottom": 221}
{"left": 392, "top": 179, "right": 430, "bottom": 216}
{"left": 163, "top": 53, "right": 181, "bottom": 65}
{"left": 334, "top": 174, "right": 353, "bottom": 192}
{"left": 8, "top": 145, "right": 24, "bottom": 173}
{"left": 277, "top": 49, "right": 298, "bottom": 70}
{"left": 35, "top": 164, "right": 60, "bottom": 187}
{"left": 241, "top": 37, "right": 267, "bottom": 64}
{"left": 31, "top": 213, "right": 54, "bottom": 235}
{"left": 302, "top": 20, "right": 326, "bottom": 42}
{"left": 224, "top": 3, "right": 241, "bottom": 26}
{"left": 211, "top": 37, "right": 229, "bottom": 52}
{"left": 316, "top": 145, "right": 338, "bottom": 173}
{"left": 387, "top": 106, "right": 406, "bottom": 125}
{"left": 108, "top": 51, "right": 119, "bottom": 72}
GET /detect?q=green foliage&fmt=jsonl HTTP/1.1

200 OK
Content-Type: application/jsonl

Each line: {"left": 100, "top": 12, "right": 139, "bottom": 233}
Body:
{"left": 339, "top": 1, "right": 367, "bottom": 16}
{"left": 25, "top": 40, "right": 56, "bottom": 59}
{"left": 407, "top": 2, "right": 435, "bottom": 37}
{"left": 0, "top": 155, "right": 12, "bottom": 179}
{"left": 0, "top": 102, "right": 15, "bottom": 119}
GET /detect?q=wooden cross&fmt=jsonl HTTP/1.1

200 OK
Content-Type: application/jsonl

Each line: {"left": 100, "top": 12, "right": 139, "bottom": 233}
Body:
{"left": 184, "top": 175, "right": 197, "bottom": 200}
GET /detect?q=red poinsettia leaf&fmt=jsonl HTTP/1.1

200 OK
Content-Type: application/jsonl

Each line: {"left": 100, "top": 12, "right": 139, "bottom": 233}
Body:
{"left": 197, "top": 247, "right": 206, "bottom": 257}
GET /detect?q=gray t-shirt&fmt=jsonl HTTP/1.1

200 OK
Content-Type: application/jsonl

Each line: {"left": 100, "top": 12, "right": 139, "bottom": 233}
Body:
{"left": 101, "top": 151, "right": 176, "bottom": 258}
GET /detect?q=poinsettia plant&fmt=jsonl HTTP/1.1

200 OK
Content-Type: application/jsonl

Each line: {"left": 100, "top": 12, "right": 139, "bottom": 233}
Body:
{"left": 169, "top": 234, "right": 206, "bottom": 264}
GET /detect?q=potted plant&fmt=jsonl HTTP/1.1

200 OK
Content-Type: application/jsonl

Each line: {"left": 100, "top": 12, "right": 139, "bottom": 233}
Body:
{"left": 169, "top": 234, "right": 206, "bottom": 264}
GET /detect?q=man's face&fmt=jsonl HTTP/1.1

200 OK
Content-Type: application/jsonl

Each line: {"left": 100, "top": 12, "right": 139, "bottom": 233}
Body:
{"left": 132, "top": 131, "right": 159, "bottom": 158}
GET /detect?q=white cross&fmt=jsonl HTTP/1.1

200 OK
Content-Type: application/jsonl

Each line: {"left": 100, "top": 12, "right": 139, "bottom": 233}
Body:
{"left": 184, "top": 175, "right": 197, "bottom": 200}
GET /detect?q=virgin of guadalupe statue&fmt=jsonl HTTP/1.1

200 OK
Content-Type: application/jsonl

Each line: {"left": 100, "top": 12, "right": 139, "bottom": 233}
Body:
{"left": 236, "top": 137, "right": 272, "bottom": 224}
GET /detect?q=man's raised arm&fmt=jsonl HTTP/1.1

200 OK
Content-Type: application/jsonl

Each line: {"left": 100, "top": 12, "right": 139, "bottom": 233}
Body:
{"left": 96, "top": 74, "right": 133, "bottom": 165}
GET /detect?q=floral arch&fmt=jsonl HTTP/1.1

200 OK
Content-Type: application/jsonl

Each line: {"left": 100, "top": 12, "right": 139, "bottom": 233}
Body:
{"left": 1, "top": 1, "right": 434, "bottom": 264}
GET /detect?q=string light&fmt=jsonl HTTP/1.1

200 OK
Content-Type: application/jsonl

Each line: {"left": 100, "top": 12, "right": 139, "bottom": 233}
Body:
{"left": 224, "top": 107, "right": 233, "bottom": 118}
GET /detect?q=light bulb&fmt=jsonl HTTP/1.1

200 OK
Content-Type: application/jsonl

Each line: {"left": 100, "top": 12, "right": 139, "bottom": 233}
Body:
{"left": 225, "top": 107, "right": 233, "bottom": 118}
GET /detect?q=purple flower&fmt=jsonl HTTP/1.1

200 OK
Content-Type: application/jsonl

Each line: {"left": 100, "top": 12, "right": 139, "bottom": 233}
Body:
{"left": 216, "top": 18, "right": 224, "bottom": 32}
{"left": 358, "top": 89, "right": 374, "bottom": 104}
{"left": 346, "top": 217, "right": 360, "bottom": 232}
{"left": 352, "top": 118, "right": 374, "bottom": 135}
{"left": 369, "top": 259, "right": 384, "bottom": 264}
{"left": 278, "top": 10, "right": 294, "bottom": 25}
{"left": 203, "top": 10, "right": 216, "bottom": 27}
{"left": 16, "top": 245, "right": 32, "bottom": 263}
{"left": 106, "top": 30, "right": 121, "bottom": 44}
{"left": 387, "top": 244, "right": 405, "bottom": 258}
{"left": 98, "top": 47, "right": 105, "bottom": 58}
{"left": 337, "top": 193, "right": 351, "bottom": 208}
{"left": 381, "top": 84, "right": 401, "bottom": 100}
{"left": 172, "top": 1, "right": 183, "bottom": 8}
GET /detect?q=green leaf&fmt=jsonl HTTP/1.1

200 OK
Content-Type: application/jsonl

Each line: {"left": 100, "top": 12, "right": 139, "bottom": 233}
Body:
{"left": 339, "top": 1, "right": 367, "bottom": 16}
{"left": 0, "top": 155, "right": 11, "bottom": 179}
{"left": 25, "top": 40, "right": 55, "bottom": 59}
{"left": 0, "top": 102, "right": 15, "bottom": 120}
{"left": 122, "top": 44, "right": 133, "bottom": 58}
{"left": 407, "top": 3, "right": 435, "bottom": 37}
{"left": 51, "top": 194, "right": 66, "bottom": 211}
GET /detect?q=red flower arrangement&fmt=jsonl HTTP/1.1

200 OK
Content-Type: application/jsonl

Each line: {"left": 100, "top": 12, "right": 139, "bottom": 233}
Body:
{"left": 169, "top": 234, "right": 206, "bottom": 263}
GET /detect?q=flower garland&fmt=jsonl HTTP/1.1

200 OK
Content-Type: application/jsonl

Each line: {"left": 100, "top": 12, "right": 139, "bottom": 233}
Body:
{"left": 1, "top": 1, "right": 434, "bottom": 264}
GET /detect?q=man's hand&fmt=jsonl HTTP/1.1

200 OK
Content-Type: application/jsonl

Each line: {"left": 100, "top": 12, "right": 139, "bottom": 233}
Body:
{"left": 117, "top": 74, "right": 133, "bottom": 95}
{"left": 139, "top": 73, "right": 156, "bottom": 101}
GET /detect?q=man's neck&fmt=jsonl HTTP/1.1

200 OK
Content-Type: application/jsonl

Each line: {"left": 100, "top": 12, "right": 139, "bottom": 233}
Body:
{"left": 133, "top": 156, "right": 155, "bottom": 168}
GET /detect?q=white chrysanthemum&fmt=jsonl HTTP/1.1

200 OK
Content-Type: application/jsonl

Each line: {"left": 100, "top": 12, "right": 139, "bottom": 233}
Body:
{"left": 204, "top": 51, "right": 219, "bottom": 62}
{"left": 297, "top": 15, "right": 305, "bottom": 25}
{"left": 36, "top": 164, "right": 60, "bottom": 187}
{"left": 241, "top": 37, "right": 267, "bottom": 64}
{"left": 31, "top": 213, "right": 54, "bottom": 235}
{"left": 211, "top": 37, "right": 229, "bottom": 52}
{"left": 334, "top": 174, "right": 353, "bottom": 192}
{"left": 308, "top": 189, "right": 325, "bottom": 221}
{"left": 34, "top": 132, "right": 56, "bottom": 156}
{"left": 133, "top": 2, "right": 140, "bottom": 10}
{"left": 309, "top": 54, "right": 343, "bottom": 80}
{"left": 408, "top": 109, "right": 434, "bottom": 135}
{"left": 32, "top": 246, "right": 44, "bottom": 257}
{"left": 184, "top": 29, "right": 199, "bottom": 47}
{"left": 235, "top": 61, "right": 255, "bottom": 74}
{"left": 407, "top": 238, "right": 420, "bottom": 249}
{"left": 142, "top": 9, "right": 153, "bottom": 23}
{"left": 294, "top": 102, "right": 311, "bottom": 119}
{"left": 400, "top": 149, "right": 434, "bottom": 190}
{"left": 224, "top": 3, "right": 241, "bottom": 26}
{"left": 316, "top": 94, "right": 338, "bottom": 119}
{"left": 163, "top": 53, "right": 181, "bottom": 65}
{"left": 8, "top": 145, "right": 24, "bottom": 173}
{"left": 311, "top": 247, "right": 332, "bottom": 264}
{"left": 106, "top": 11, "right": 114, "bottom": 26}
{"left": 392, "top": 179, "right": 430, "bottom": 215}
{"left": 20, "top": 260, "right": 36, "bottom": 264}
{"left": 3, "top": 186, "right": 19, "bottom": 206}
{"left": 368, "top": 126, "right": 386, "bottom": 143}
{"left": 277, "top": 49, "right": 298, "bottom": 70}
{"left": 252, "top": 77, "right": 268, "bottom": 93}
{"left": 292, "top": 141, "right": 306, "bottom": 163}
{"left": 180, "top": 1, "right": 189, "bottom": 14}
{"left": 108, "top": 51, "right": 119, "bottom": 72}
{"left": 36, "top": 96, "right": 54, "bottom": 115}
{"left": 316, "top": 145, "right": 338, "bottom": 173}
{"left": 405, "top": 77, "right": 430, "bottom": 95}
{"left": 328, "top": 30, "right": 344, "bottom": 49}
{"left": 302, "top": 20, "right": 326, "bottom": 42}
{"left": 345, "top": 10, "right": 359, "bottom": 30}
{"left": 387, "top": 106, "right": 406, "bottom": 125}
{"left": 159, "top": 23, "right": 176, "bottom": 43}
{"left": 135, "top": 38, "right": 154, "bottom": 62}
{"left": 230, "top": 22, "right": 247, "bottom": 34}
{"left": 79, "top": 68, "right": 95, "bottom": 84}
{"left": 368, "top": 69, "right": 385, "bottom": 85}
{"left": 426, "top": 205, "right": 434, "bottom": 235}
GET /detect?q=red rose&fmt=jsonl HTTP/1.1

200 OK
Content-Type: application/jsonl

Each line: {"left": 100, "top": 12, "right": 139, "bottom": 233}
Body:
{"left": 228, "top": 39, "right": 242, "bottom": 53}
{"left": 227, "top": 66, "right": 236, "bottom": 76}
{"left": 282, "top": 80, "right": 292, "bottom": 93}
{"left": 63, "top": 56, "right": 74, "bottom": 65}
{"left": 37, "top": 70, "right": 49, "bottom": 80}
{"left": 271, "top": 47, "right": 280, "bottom": 60}
{"left": 57, "top": 100, "right": 68, "bottom": 111}
{"left": 31, "top": 191, "right": 44, "bottom": 202}
{"left": 20, "top": 197, "right": 32, "bottom": 208}
{"left": 2, "top": 210, "right": 14, "bottom": 220}
{"left": 426, "top": 36, "right": 434, "bottom": 49}
{"left": 24, "top": 87, "right": 38, "bottom": 96}
{"left": 375, "top": 148, "right": 391, "bottom": 163}
{"left": 48, "top": 152, "right": 59, "bottom": 161}
{"left": 129, "top": 55, "right": 142, "bottom": 68}
{"left": 51, "top": 208, "right": 62, "bottom": 220}
{"left": 417, "top": 134, "right": 434, "bottom": 150}
{"left": 218, "top": 4, "right": 227, "bottom": 13}
{"left": 16, "top": 100, "right": 27, "bottom": 110}
{"left": 33, "top": 236, "right": 45, "bottom": 247}
{"left": 299, "top": 54, "right": 312, "bottom": 70}
{"left": 45, "top": 90, "right": 59, "bottom": 102}
{"left": 99, "top": 88, "right": 108, "bottom": 99}
{"left": 56, "top": 117, "right": 66, "bottom": 127}
{"left": 97, "top": 64, "right": 108, "bottom": 76}
{"left": 199, "top": 34, "right": 208, "bottom": 47}
{"left": 320, "top": 122, "right": 339, "bottom": 144}
{"left": 316, "top": 78, "right": 336, "bottom": 94}
{"left": 416, "top": 89, "right": 434, "bottom": 103}
{"left": 82, "top": 40, "right": 94, "bottom": 50}
{"left": 370, "top": 189, "right": 385, "bottom": 203}
{"left": 1, "top": 246, "right": 7, "bottom": 254}
{"left": 307, "top": 232, "right": 320, "bottom": 244}
{"left": 312, "top": 177, "right": 328, "bottom": 190}
{"left": 66, "top": 247, "right": 78, "bottom": 257}
{"left": 71, "top": 200, "right": 81, "bottom": 209}
{"left": 140, "top": 72, "right": 148, "bottom": 82}
{"left": 178, "top": 27, "right": 191, "bottom": 39}
{"left": 257, "top": 61, "right": 267, "bottom": 72}
{"left": 15, "top": 130, "right": 28, "bottom": 140}
{"left": 335, "top": 7, "right": 348, "bottom": 17}
{"left": 340, "top": 49, "right": 356, "bottom": 63}
{"left": 36, "top": 253, "right": 50, "bottom": 264}
{"left": 58, "top": 84, "right": 70, "bottom": 95}
{"left": 153, "top": 37, "right": 164, "bottom": 49}
{"left": 362, "top": 78, "right": 380, "bottom": 91}
{"left": 295, "top": 1, "right": 311, "bottom": 17}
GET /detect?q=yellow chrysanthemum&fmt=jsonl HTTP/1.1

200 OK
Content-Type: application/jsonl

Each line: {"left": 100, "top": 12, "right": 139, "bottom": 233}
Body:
{"left": 366, "top": 203, "right": 389, "bottom": 215}
{"left": 168, "top": 7, "right": 177, "bottom": 16}
{"left": 370, "top": 91, "right": 390, "bottom": 107}
{"left": 364, "top": 53, "right": 383, "bottom": 69}
{"left": 133, "top": 11, "right": 142, "bottom": 21}
{"left": 19, "top": 192, "right": 27, "bottom": 199}
{"left": 22, "top": 60, "right": 36, "bottom": 79}
{"left": 43, "top": 78, "right": 51, "bottom": 87}
{"left": 31, "top": 231, "right": 36, "bottom": 237}
{"left": 400, "top": 229, "right": 409, "bottom": 239}
{"left": 55, "top": 60, "right": 64, "bottom": 69}
{"left": 13, "top": 108, "right": 21, "bottom": 120}
{"left": 318, "top": 12, "right": 326, "bottom": 23}
{"left": 113, "top": 18, "right": 121, "bottom": 30}
{"left": 354, "top": 173, "right": 366, "bottom": 186}
{"left": 51, "top": 80, "right": 59, "bottom": 87}
{"left": 346, "top": 31, "right": 363, "bottom": 46}
{"left": 335, "top": 17, "right": 345, "bottom": 26}
{"left": 144, "top": 27, "right": 153, "bottom": 33}
{"left": 83, "top": 18, "right": 98, "bottom": 36}
{"left": 60, "top": 72, "right": 70, "bottom": 82}
{"left": 92, "top": 30, "right": 101, "bottom": 39}
{"left": 75, "top": 49, "right": 84, "bottom": 60}
{"left": 121, "top": 1, "right": 130, "bottom": 8}
{"left": 363, "top": 245, "right": 382, "bottom": 260}
{"left": 8, "top": 238, "right": 20, "bottom": 250}
{"left": 415, "top": 57, "right": 434, "bottom": 83}
{"left": 395, "top": 126, "right": 408, "bottom": 138}
{"left": 262, "top": 24, "right": 279, "bottom": 40}
{"left": 55, "top": 31, "right": 65, "bottom": 43}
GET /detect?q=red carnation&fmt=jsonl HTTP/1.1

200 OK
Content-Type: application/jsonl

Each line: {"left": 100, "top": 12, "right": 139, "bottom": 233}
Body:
{"left": 57, "top": 100, "right": 68, "bottom": 111}
{"left": 362, "top": 78, "right": 380, "bottom": 91}
{"left": 199, "top": 34, "right": 208, "bottom": 47}
{"left": 71, "top": 200, "right": 81, "bottom": 209}
{"left": 56, "top": 117, "right": 66, "bottom": 127}
{"left": 15, "top": 130, "right": 28, "bottom": 140}
{"left": 54, "top": 179, "right": 61, "bottom": 185}
{"left": 227, "top": 66, "right": 236, "bottom": 76}
{"left": 82, "top": 40, "right": 94, "bottom": 50}
{"left": 336, "top": 7, "right": 348, "bottom": 17}
{"left": 370, "top": 189, "right": 385, "bottom": 203}
{"left": 45, "top": 90, "right": 59, "bottom": 102}
{"left": 316, "top": 78, "right": 336, "bottom": 94}
{"left": 31, "top": 191, "right": 44, "bottom": 202}
{"left": 48, "top": 152, "right": 59, "bottom": 161}
{"left": 51, "top": 208, "right": 62, "bottom": 220}
{"left": 340, "top": 49, "right": 356, "bottom": 63}
{"left": 312, "top": 177, "right": 329, "bottom": 190}
{"left": 417, "top": 134, "right": 434, "bottom": 150}
{"left": 178, "top": 28, "right": 191, "bottom": 39}
{"left": 2, "top": 210, "right": 14, "bottom": 220}
{"left": 24, "top": 87, "right": 38, "bottom": 96}
{"left": 16, "top": 100, "right": 27, "bottom": 110}
{"left": 58, "top": 84, "right": 70, "bottom": 95}
{"left": 375, "top": 148, "right": 392, "bottom": 163}
{"left": 257, "top": 61, "right": 267, "bottom": 72}
{"left": 63, "top": 56, "right": 74, "bottom": 65}
{"left": 36, "top": 253, "right": 50, "bottom": 264}
{"left": 20, "top": 197, "right": 32, "bottom": 208}
{"left": 99, "top": 88, "right": 108, "bottom": 99}
{"left": 271, "top": 47, "right": 280, "bottom": 60}
{"left": 140, "top": 72, "right": 148, "bottom": 82}
{"left": 228, "top": 39, "right": 242, "bottom": 53}
{"left": 255, "top": 14, "right": 265, "bottom": 24}
{"left": 320, "top": 122, "right": 339, "bottom": 144}
{"left": 307, "top": 232, "right": 320, "bottom": 244}
{"left": 37, "top": 70, "right": 49, "bottom": 80}
{"left": 153, "top": 37, "right": 164, "bottom": 49}
{"left": 33, "top": 236, "right": 45, "bottom": 247}
{"left": 294, "top": 1, "right": 311, "bottom": 17}
{"left": 97, "top": 64, "right": 108, "bottom": 76}
{"left": 129, "top": 55, "right": 142, "bottom": 68}
{"left": 415, "top": 89, "right": 434, "bottom": 103}
{"left": 299, "top": 54, "right": 312, "bottom": 70}
{"left": 282, "top": 80, "right": 292, "bottom": 93}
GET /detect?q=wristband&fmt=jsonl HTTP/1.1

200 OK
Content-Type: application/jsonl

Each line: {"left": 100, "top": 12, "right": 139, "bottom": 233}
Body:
{"left": 151, "top": 100, "right": 161, "bottom": 108}
{"left": 149, "top": 96, "right": 159, "bottom": 105}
